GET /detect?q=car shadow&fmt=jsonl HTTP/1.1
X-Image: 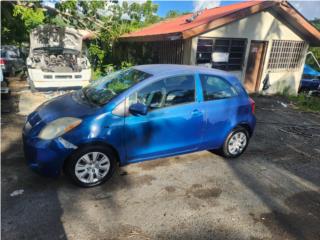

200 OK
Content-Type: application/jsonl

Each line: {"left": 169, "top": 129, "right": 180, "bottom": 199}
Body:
{"left": 218, "top": 96, "right": 320, "bottom": 240}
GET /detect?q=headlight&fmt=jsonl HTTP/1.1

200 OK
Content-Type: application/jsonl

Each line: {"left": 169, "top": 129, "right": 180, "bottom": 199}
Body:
{"left": 38, "top": 117, "right": 82, "bottom": 140}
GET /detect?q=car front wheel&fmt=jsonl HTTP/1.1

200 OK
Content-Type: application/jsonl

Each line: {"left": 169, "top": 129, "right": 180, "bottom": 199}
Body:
{"left": 65, "top": 145, "right": 116, "bottom": 187}
{"left": 222, "top": 127, "right": 249, "bottom": 158}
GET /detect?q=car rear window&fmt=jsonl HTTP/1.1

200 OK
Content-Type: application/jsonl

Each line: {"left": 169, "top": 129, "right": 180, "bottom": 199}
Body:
{"left": 200, "top": 74, "right": 238, "bottom": 101}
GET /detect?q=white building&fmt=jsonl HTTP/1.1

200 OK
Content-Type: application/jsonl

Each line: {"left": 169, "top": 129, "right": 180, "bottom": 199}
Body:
{"left": 119, "top": 1, "right": 320, "bottom": 94}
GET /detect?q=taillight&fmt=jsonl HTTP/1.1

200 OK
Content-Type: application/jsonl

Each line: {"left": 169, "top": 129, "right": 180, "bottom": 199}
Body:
{"left": 249, "top": 97, "right": 255, "bottom": 114}
{"left": 0, "top": 58, "right": 5, "bottom": 65}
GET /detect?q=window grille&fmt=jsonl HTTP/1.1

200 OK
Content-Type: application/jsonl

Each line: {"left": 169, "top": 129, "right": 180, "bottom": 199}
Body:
{"left": 268, "top": 40, "right": 307, "bottom": 71}
{"left": 196, "top": 38, "right": 246, "bottom": 70}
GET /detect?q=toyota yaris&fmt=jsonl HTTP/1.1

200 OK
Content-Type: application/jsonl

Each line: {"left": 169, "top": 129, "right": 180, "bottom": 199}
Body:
{"left": 23, "top": 65, "right": 256, "bottom": 187}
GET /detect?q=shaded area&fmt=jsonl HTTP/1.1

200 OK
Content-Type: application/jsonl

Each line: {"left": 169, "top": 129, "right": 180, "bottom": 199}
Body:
{"left": 225, "top": 95, "right": 320, "bottom": 240}
{"left": 1, "top": 107, "right": 67, "bottom": 239}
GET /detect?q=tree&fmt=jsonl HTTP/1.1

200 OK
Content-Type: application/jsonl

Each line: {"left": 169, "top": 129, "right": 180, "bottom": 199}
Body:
{"left": 1, "top": 1, "right": 45, "bottom": 45}
{"left": 48, "top": 0, "right": 160, "bottom": 72}
{"left": 307, "top": 18, "right": 320, "bottom": 70}
{"left": 1, "top": 0, "right": 160, "bottom": 75}
{"left": 165, "top": 10, "right": 191, "bottom": 19}
{"left": 311, "top": 18, "right": 320, "bottom": 29}
{"left": 13, "top": 4, "right": 45, "bottom": 30}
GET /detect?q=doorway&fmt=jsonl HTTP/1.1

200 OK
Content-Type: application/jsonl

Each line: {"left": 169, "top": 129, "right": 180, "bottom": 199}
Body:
{"left": 244, "top": 41, "right": 268, "bottom": 92}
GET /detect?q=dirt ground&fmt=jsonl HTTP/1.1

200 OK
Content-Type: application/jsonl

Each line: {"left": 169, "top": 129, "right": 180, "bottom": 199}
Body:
{"left": 1, "top": 79, "right": 320, "bottom": 240}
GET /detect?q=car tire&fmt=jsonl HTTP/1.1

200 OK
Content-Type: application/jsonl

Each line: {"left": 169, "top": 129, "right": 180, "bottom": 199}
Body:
{"left": 221, "top": 127, "right": 249, "bottom": 158}
{"left": 65, "top": 145, "right": 117, "bottom": 187}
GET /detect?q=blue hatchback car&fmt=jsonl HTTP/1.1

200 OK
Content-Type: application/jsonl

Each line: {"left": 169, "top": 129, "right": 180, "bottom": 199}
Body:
{"left": 23, "top": 65, "right": 256, "bottom": 187}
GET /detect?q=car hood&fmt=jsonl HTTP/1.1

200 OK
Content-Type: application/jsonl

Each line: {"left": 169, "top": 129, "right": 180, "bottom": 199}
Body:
{"left": 29, "top": 25, "right": 83, "bottom": 53}
{"left": 36, "top": 92, "right": 98, "bottom": 123}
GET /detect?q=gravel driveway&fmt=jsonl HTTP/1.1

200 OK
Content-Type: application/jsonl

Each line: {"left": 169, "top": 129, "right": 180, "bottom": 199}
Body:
{"left": 2, "top": 80, "right": 320, "bottom": 240}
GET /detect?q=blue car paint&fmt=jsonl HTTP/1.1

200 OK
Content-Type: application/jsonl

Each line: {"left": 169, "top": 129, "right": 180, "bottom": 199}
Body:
{"left": 299, "top": 64, "right": 320, "bottom": 92}
{"left": 124, "top": 100, "right": 204, "bottom": 162}
{"left": 22, "top": 65, "right": 256, "bottom": 177}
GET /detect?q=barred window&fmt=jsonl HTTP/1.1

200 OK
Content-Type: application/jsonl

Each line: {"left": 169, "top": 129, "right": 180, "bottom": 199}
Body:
{"left": 196, "top": 39, "right": 213, "bottom": 64}
{"left": 196, "top": 38, "right": 247, "bottom": 71}
{"left": 268, "top": 40, "right": 307, "bottom": 71}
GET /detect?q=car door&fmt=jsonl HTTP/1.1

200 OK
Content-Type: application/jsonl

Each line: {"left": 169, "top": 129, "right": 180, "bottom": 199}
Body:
{"left": 124, "top": 74, "right": 204, "bottom": 162}
{"left": 198, "top": 74, "right": 240, "bottom": 149}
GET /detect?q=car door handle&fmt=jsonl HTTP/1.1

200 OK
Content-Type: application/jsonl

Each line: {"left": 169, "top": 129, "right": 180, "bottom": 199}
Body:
{"left": 191, "top": 109, "right": 203, "bottom": 117}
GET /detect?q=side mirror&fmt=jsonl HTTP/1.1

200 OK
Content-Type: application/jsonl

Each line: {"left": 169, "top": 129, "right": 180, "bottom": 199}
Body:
{"left": 129, "top": 103, "right": 148, "bottom": 116}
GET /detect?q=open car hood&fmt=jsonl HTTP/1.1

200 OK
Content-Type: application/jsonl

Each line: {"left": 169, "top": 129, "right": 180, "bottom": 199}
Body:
{"left": 29, "top": 25, "right": 83, "bottom": 53}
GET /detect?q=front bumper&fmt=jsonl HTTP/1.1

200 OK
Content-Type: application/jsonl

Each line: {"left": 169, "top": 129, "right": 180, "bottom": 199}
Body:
{"left": 27, "top": 68, "right": 91, "bottom": 89}
{"left": 22, "top": 134, "right": 75, "bottom": 177}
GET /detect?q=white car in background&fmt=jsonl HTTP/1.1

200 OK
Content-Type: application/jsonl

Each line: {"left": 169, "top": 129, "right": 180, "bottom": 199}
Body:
{"left": 26, "top": 25, "right": 92, "bottom": 90}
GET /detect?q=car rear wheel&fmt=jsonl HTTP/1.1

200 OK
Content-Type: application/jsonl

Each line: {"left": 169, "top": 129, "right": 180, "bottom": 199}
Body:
{"left": 222, "top": 127, "right": 249, "bottom": 158}
{"left": 65, "top": 145, "right": 116, "bottom": 187}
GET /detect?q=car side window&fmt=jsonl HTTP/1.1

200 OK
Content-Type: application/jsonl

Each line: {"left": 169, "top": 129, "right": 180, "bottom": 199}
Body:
{"left": 129, "top": 75, "right": 195, "bottom": 111}
{"left": 164, "top": 75, "right": 195, "bottom": 107}
{"left": 200, "top": 74, "right": 238, "bottom": 101}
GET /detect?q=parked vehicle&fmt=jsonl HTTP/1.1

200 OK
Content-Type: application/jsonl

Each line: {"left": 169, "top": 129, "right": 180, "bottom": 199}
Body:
{"left": 0, "top": 45, "right": 25, "bottom": 76}
{"left": 23, "top": 65, "right": 256, "bottom": 187}
{"left": 0, "top": 68, "right": 10, "bottom": 97}
{"left": 26, "top": 25, "right": 91, "bottom": 90}
{"left": 299, "top": 64, "right": 320, "bottom": 94}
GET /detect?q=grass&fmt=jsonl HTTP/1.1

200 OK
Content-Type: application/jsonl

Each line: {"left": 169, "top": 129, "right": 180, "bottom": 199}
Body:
{"left": 288, "top": 94, "right": 320, "bottom": 112}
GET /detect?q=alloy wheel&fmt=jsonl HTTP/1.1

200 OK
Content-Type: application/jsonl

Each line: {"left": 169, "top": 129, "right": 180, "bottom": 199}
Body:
{"left": 228, "top": 132, "right": 247, "bottom": 155}
{"left": 74, "top": 152, "right": 110, "bottom": 184}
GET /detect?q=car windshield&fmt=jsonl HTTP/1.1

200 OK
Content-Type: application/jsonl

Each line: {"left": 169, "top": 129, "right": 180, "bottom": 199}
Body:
{"left": 82, "top": 68, "right": 152, "bottom": 106}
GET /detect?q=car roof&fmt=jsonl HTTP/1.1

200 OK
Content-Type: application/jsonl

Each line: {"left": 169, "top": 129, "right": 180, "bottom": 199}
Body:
{"left": 133, "top": 64, "right": 233, "bottom": 78}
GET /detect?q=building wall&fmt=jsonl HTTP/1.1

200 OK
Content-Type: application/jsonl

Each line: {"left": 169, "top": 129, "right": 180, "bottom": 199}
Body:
{"left": 189, "top": 10, "right": 308, "bottom": 94}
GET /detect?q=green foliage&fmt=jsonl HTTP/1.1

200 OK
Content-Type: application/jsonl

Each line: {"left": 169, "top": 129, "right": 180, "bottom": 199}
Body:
{"left": 92, "top": 68, "right": 103, "bottom": 80}
{"left": 1, "top": 2, "right": 28, "bottom": 44}
{"left": 89, "top": 44, "right": 105, "bottom": 64}
{"left": 288, "top": 94, "right": 320, "bottom": 112}
{"left": 311, "top": 18, "right": 320, "bottom": 29}
{"left": 166, "top": 10, "right": 181, "bottom": 19}
{"left": 52, "top": 0, "right": 160, "bottom": 75}
{"left": 120, "top": 61, "right": 134, "bottom": 69}
{"left": 281, "top": 86, "right": 292, "bottom": 96}
{"left": 56, "top": 0, "right": 77, "bottom": 13}
{"left": 108, "top": 79, "right": 131, "bottom": 93}
{"left": 49, "top": 15, "right": 68, "bottom": 27}
{"left": 92, "top": 61, "right": 134, "bottom": 80}
{"left": 306, "top": 47, "right": 320, "bottom": 71}
{"left": 13, "top": 5, "right": 45, "bottom": 31}
{"left": 2, "top": 0, "right": 159, "bottom": 76}
{"left": 307, "top": 19, "right": 320, "bottom": 70}
{"left": 165, "top": 10, "right": 190, "bottom": 19}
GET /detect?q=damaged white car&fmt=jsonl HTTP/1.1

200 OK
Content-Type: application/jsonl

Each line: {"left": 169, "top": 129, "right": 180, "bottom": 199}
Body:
{"left": 27, "top": 26, "right": 92, "bottom": 90}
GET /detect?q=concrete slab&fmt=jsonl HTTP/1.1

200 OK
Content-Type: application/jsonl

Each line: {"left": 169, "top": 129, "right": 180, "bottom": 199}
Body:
{"left": 18, "top": 92, "right": 47, "bottom": 116}
{"left": 18, "top": 91, "right": 68, "bottom": 116}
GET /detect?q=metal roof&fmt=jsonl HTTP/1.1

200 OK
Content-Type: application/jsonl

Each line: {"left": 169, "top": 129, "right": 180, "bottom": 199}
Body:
{"left": 120, "top": 1, "right": 320, "bottom": 46}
